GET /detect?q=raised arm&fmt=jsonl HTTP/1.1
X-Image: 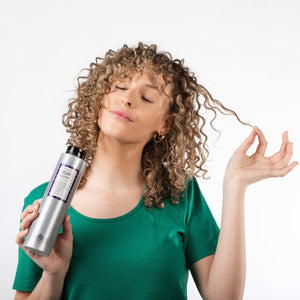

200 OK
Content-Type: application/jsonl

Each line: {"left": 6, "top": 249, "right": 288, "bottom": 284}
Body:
{"left": 191, "top": 127, "right": 298, "bottom": 300}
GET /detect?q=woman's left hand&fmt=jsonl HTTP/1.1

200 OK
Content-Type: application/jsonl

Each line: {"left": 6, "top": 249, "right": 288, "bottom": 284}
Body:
{"left": 224, "top": 126, "right": 298, "bottom": 189}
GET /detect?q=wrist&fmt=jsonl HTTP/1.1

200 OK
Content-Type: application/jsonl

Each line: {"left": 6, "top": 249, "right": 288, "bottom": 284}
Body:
{"left": 43, "top": 267, "right": 68, "bottom": 280}
{"left": 223, "top": 174, "right": 247, "bottom": 208}
{"left": 223, "top": 171, "right": 248, "bottom": 194}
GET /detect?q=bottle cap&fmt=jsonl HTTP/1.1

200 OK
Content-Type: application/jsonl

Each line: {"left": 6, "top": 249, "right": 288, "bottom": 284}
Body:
{"left": 66, "top": 146, "right": 86, "bottom": 159}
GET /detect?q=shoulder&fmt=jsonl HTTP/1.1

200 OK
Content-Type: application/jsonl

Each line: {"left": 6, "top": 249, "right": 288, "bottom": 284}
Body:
{"left": 182, "top": 177, "right": 216, "bottom": 226}
{"left": 183, "top": 176, "right": 205, "bottom": 205}
{"left": 163, "top": 177, "right": 205, "bottom": 211}
{"left": 157, "top": 177, "right": 205, "bottom": 223}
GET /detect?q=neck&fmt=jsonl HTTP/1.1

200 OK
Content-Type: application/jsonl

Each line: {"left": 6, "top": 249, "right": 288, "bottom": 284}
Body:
{"left": 85, "top": 133, "right": 146, "bottom": 191}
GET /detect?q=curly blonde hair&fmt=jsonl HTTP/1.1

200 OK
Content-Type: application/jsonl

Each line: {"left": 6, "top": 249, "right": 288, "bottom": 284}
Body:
{"left": 62, "top": 42, "right": 250, "bottom": 208}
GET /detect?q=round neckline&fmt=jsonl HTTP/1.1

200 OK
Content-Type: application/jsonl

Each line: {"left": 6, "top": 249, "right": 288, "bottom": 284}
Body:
{"left": 69, "top": 193, "right": 145, "bottom": 223}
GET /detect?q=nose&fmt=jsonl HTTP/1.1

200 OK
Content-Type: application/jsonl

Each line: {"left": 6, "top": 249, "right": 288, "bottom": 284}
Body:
{"left": 121, "top": 96, "right": 132, "bottom": 107}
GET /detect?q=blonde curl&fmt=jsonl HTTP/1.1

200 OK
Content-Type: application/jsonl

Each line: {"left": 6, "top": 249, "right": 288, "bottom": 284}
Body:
{"left": 62, "top": 42, "right": 251, "bottom": 209}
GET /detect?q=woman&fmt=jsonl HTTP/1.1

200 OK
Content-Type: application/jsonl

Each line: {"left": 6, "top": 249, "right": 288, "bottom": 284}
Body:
{"left": 14, "top": 43, "right": 298, "bottom": 299}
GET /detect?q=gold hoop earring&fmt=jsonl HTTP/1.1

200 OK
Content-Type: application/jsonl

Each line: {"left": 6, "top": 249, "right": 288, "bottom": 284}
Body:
{"left": 153, "top": 133, "right": 165, "bottom": 143}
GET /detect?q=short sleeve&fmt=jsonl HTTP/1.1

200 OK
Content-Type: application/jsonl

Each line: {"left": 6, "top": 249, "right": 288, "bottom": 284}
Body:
{"left": 12, "top": 183, "right": 48, "bottom": 292}
{"left": 184, "top": 178, "right": 220, "bottom": 267}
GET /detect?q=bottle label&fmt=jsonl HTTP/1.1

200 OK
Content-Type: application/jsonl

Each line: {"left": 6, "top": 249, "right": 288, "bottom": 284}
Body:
{"left": 48, "top": 163, "right": 79, "bottom": 203}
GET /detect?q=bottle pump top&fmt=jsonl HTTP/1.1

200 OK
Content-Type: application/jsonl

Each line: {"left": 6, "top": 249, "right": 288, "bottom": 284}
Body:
{"left": 66, "top": 146, "right": 86, "bottom": 159}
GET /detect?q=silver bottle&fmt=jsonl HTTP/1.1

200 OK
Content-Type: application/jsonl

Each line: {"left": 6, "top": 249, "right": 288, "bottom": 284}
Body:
{"left": 24, "top": 146, "right": 86, "bottom": 256}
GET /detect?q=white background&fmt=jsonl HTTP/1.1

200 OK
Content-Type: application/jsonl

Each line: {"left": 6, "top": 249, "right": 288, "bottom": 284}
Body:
{"left": 1, "top": 0, "right": 299, "bottom": 299}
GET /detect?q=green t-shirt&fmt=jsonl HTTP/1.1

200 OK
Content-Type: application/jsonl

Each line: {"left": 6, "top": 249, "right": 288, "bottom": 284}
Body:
{"left": 13, "top": 178, "right": 219, "bottom": 300}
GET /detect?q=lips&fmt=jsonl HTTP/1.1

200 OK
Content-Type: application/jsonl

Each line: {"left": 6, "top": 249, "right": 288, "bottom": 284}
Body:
{"left": 111, "top": 109, "right": 133, "bottom": 122}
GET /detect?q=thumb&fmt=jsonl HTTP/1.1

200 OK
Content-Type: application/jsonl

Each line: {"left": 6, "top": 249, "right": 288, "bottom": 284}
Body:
{"left": 60, "top": 215, "right": 73, "bottom": 240}
{"left": 236, "top": 127, "right": 257, "bottom": 154}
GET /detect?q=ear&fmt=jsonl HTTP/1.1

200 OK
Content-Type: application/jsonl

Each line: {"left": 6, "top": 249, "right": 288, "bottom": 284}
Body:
{"left": 157, "top": 114, "right": 173, "bottom": 135}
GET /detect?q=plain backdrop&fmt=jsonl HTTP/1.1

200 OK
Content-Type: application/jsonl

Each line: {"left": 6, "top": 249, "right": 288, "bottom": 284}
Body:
{"left": 1, "top": 0, "right": 299, "bottom": 299}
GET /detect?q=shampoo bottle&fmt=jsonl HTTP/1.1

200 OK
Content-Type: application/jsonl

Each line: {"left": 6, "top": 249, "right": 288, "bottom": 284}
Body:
{"left": 23, "top": 146, "right": 86, "bottom": 256}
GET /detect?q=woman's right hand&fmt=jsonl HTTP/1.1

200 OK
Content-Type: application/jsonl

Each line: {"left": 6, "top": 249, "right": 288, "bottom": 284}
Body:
{"left": 15, "top": 199, "right": 73, "bottom": 276}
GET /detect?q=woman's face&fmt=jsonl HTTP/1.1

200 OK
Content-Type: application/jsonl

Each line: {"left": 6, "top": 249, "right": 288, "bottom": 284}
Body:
{"left": 98, "top": 70, "right": 172, "bottom": 146}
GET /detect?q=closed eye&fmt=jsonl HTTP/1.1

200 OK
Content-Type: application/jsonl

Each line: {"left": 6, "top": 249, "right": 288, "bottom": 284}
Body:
{"left": 142, "top": 96, "right": 153, "bottom": 103}
{"left": 115, "top": 86, "right": 127, "bottom": 90}
{"left": 115, "top": 85, "right": 152, "bottom": 103}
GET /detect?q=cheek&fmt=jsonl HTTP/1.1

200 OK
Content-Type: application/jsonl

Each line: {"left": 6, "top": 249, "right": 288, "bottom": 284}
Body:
{"left": 97, "top": 109, "right": 103, "bottom": 123}
{"left": 143, "top": 112, "right": 164, "bottom": 132}
{"left": 101, "top": 95, "right": 110, "bottom": 109}
{"left": 97, "top": 96, "right": 110, "bottom": 120}
{"left": 152, "top": 104, "right": 169, "bottom": 125}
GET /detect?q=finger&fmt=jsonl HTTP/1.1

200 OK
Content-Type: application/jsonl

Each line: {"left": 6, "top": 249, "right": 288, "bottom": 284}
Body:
{"left": 274, "top": 131, "right": 289, "bottom": 160}
{"left": 20, "top": 209, "right": 39, "bottom": 231}
{"left": 15, "top": 229, "right": 43, "bottom": 259}
{"left": 275, "top": 142, "right": 295, "bottom": 168}
{"left": 15, "top": 229, "right": 28, "bottom": 246}
{"left": 282, "top": 130, "right": 289, "bottom": 145}
{"left": 20, "top": 200, "right": 39, "bottom": 220}
{"left": 237, "top": 127, "right": 256, "bottom": 154}
{"left": 254, "top": 127, "right": 268, "bottom": 156}
{"left": 20, "top": 199, "right": 41, "bottom": 220}
{"left": 271, "top": 161, "right": 299, "bottom": 177}
{"left": 272, "top": 141, "right": 296, "bottom": 172}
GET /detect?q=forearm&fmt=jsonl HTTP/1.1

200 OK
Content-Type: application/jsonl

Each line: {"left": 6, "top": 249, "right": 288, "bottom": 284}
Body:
{"left": 202, "top": 127, "right": 297, "bottom": 299}
{"left": 206, "top": 180, "right": 246, "bottom": 300}
{"left": 15, "top": 270, "right": 66, "bottom": 300}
